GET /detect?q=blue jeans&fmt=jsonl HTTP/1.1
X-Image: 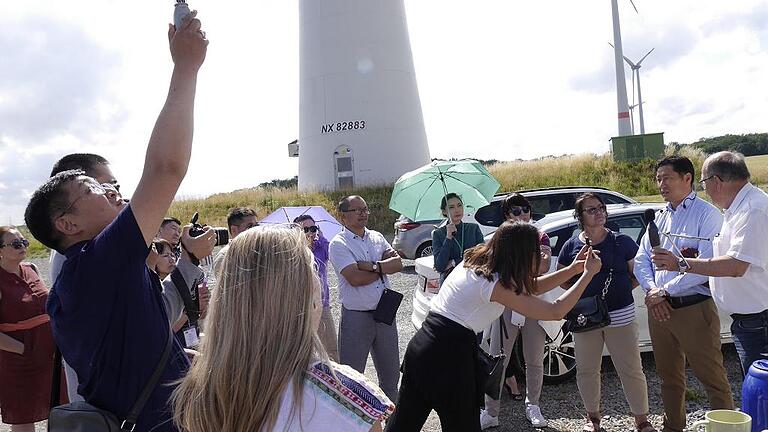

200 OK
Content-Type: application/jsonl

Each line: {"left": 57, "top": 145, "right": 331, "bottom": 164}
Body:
{"left": 730, "top": 310, "right": 768, "bottom": 375}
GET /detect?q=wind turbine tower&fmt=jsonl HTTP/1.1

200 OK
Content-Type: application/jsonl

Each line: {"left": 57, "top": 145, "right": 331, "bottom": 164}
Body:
{"left": 624, "top": 48, "right": 654, "bottom": 134}
{"left": 297, "top": 0, "right": 431, "bottom": 191}
{"left": 610, "top": 0, "right": 635, "bottom": 136}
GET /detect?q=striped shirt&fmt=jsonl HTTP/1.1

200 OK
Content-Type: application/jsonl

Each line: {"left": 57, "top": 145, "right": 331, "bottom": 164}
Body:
{"left": 608, "top": 303, "right": 635, "bottom": 328}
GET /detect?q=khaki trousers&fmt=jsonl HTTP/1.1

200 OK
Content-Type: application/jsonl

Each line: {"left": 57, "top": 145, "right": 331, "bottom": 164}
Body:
{"left": 484, "top": 312, "right": 546, "bottom": 416}
{"left": 318, "top": 306, "right": 339, "bottom": 362}
{"left": 574, "top": 321, "right": 650, "bottom": 416}
{"left": 648, "top": 298, "right": 734, "bottom": 432}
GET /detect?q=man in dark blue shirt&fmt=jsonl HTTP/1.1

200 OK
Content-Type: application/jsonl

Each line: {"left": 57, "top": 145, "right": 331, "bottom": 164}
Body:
{"left": 24, "top": 12, "right": 210, "bottom": 432}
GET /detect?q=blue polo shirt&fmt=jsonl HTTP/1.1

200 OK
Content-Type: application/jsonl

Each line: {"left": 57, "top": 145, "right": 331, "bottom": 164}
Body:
{"left": 47, "top": 206, "right": 189, "bottom": 432}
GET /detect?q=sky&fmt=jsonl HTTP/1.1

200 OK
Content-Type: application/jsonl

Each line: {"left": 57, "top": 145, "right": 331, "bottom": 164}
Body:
{"left": 1, "top": 0, "right": 766, "bottom": 224}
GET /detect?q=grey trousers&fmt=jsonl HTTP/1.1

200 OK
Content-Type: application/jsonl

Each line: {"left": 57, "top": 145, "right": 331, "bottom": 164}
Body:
{"left": 318, "top": 306, "right": 339, "bottom": 362}
{"left": 484, "top": 311, "right": 546, "bottom": 416}
{"left": 339, "top": 307, "right": 400, "bottom": 402}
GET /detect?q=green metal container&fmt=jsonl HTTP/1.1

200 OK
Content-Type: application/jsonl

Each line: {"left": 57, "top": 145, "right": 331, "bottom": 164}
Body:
{"left": 611, "top": 132, "right": 665, "bottom": 162}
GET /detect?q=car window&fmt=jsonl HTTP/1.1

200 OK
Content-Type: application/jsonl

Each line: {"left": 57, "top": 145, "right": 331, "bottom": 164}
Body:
{"left": 474, "top": 200, "right": 505, "bottom": 227}
{"left": 547, "top": 224, "right": 578, "bottom": 257}
{"left": 607, "top": 214, "right": 647, "bottom": 243}
{"left": 528, "top": 194, "right": 575, "bottom": 221}
{"left": 597, "top": 192, "right": 631, "bottom": 205}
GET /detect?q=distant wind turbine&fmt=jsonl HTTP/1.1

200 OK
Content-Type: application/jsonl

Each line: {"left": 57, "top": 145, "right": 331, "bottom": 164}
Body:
{"left": 610, "top": 42, "right": 654, "bottom": 134}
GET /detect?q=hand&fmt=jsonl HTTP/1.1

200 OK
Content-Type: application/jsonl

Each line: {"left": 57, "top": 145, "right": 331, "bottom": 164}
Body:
{"left": 357, "top": 261, "right": 374, "bottom": 272}
{"left": 651, "top": 248, "right": 678, "bottom": 271}
{"left": 382, "top": 249, "right": 399, "bottom": 260}
{"left": 583, "top": 247, "right": 602, "bottom": 276}
{"left": 183, "top": 348, "right": 200, "bottom": 361}
{"left": 146, "top": 243, "right": 160, "bottom": 269}
{"left": 649, "top": 300, "right": 673, "bottom": 322}
{"left": 644, "top": 287, "right": 668, "bottom": 307}
{"left": 181, "top": 225, "right": 216, "bottom": 259}
{"left": 568, "top": 244, "right": 590, "bottom": 273}
{"left": 446, "top": 223, "right": 457, "bottom": 239}
{"left": 168, "top": 10, "right": 208, "bottom": 72}
{"left": 198, "top": 281, "right": 210, "bottom": 318}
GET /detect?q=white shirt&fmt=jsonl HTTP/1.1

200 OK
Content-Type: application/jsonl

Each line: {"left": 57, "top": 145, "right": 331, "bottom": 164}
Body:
{"left": 710, "top": 183, "right": 768, "bottom": 314}
{"left": 329, "top": 228, "right": 392, "bottom": 311}
{"left": 430, "top": 262, "right": 504, "bottom": 333}
{"left": 634, "top": 192, "right": 723, "bottom": 297}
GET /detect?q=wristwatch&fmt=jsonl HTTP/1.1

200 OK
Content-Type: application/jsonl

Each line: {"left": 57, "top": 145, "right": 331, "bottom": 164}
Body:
{"left": 371, "top": 261, "right": 379, "bottom": 273}
{"left": 677, "top": 257, "right": 691, "bottom": 274}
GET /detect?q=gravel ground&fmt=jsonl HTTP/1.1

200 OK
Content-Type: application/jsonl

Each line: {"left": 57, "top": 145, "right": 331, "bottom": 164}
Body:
{"left": 2, "top": 256, "right": 744, "bottom": 432}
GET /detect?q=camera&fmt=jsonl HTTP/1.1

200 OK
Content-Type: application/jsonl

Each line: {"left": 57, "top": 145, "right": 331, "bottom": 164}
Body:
{"left": 189, "top": 212, "right": 229, "bottom": 246}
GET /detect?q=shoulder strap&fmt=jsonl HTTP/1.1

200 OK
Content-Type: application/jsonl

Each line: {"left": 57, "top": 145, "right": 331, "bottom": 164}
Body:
{"left": 50, "top": 348, "right": 62, "bottom": 408}
{"left": 121, "top": 326, "right": 175, "bottom": 431}
{"left": 170, "top": 268, "right": 200, "bottom": 325}
{"left": 498, "top": 316, "right": 508, "bottom": 354}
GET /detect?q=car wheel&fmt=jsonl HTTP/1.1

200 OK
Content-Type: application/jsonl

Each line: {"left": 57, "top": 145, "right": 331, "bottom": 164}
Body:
{"left": 507, "top": 324, "right": 577, "bottom": 384}
{"left": 542, "top": 324, "right": 576, "bottom": 384}
{"left": 415, "top": 241, "right": 433, "bottom": 258}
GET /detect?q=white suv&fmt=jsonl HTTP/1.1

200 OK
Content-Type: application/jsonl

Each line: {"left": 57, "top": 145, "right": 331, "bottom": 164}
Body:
{"left": 411, "top": 202, "right": 734, "bottom": 384}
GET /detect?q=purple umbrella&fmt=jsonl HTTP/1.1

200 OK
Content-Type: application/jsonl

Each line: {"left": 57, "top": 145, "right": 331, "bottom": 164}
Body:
{"left": 259, "top": 206, "right": 343, "bottom": 240}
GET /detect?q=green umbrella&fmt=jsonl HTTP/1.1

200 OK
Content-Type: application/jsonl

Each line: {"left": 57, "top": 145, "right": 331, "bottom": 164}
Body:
{"left": 389, "top": 159, "right": 501, "bottom": 221}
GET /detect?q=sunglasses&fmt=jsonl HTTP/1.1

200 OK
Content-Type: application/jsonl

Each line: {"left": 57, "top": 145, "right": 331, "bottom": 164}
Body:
{"left": 509, "top": 206, "right": 531, "bottom": 216}
{"left": 582, "top": 205, "right": 607, "bottom": 216}
{"left": 303, "top": 226, "right": 319, "bottom": 233}
{"left": 343, "top": 207, "right": 370, "bottom": 215}
{"left": 1, "top": 239, "right": 30, "bottom": 250}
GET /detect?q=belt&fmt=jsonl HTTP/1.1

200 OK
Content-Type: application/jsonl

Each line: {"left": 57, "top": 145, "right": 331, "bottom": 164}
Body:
{"left": 731, "top": 309, "right": 768, "bottom": 321}
{"left": 667, "top": 293, "right": 710, "bottom": 310}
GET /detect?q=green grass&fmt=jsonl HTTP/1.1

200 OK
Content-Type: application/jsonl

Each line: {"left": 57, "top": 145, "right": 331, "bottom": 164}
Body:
{"left": 17, "top": 152, "right": 768, "bottom": 256}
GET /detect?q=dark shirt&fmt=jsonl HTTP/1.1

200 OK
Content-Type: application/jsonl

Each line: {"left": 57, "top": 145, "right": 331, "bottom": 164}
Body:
{"left": 432, "top": 222, "right": 485, "bottom": 284}
{"left": 311, "top": 235, "right": 331, "bottom": 308}
{"left": 47, "top": 206, "right": 189, "bottom": 432}
{"left": 558, "top": 230, "right": 638, "bottom": 312}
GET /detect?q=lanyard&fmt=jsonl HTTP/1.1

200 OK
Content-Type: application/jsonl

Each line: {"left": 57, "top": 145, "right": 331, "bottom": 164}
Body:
{"left": 452, "top": 223, "right": 465, "bottom": 251}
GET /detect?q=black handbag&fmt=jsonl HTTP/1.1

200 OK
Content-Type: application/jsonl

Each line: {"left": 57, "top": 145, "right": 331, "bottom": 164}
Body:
{"left": 373, "top": 288, "right": 404, "bottom": 325}
{"left": 48, "top": 326, "right": 175, "bottom": 431}
{"left": 475, "top": 316, "right": 508, "bottom": 400}
{"left": 565, "top": 261, "right": 615, "bottom": 334}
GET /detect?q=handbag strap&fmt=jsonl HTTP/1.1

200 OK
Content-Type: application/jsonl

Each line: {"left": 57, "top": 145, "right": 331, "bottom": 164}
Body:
{"left": 170, "top": 268, "right": 201, "bottom": 326}
{"left": 50, "top": 326, "right": 175, "bottom": 432}
{"left": 497, "top": 315, "right": 509, "bottom": 355}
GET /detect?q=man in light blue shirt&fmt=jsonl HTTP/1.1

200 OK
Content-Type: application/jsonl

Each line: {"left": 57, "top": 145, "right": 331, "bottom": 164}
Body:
{"left": 634, "top": 156, "right": 733, "bottom": 432}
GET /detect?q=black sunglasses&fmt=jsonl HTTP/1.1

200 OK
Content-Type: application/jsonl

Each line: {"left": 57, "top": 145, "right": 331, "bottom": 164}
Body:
{"left": 303, "top": 226, "right": 319, "bottom": 233}
{"left": 1, "top": 239, "right": 30, "bottom": 250}
{"left": 509, "top": 206, "right": 531, "bottom": 216}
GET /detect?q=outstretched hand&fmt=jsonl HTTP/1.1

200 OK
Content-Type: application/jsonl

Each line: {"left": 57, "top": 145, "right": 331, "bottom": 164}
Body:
{"left": 168, "top": 10, "right": 208, "bottom": 72}
{"left": 583, "top": 247, "right": 602, "bottom": 275}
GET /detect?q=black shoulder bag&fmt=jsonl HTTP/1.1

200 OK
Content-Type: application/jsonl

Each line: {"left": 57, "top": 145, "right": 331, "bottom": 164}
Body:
{"left": 48, "top": 326, "right": 175, "bottom": 432}
{"left": 564, "top": 232, "right": 619, "bottom": 333}
{"left": 476, "top": 316, "right": 509, "bottom": 400}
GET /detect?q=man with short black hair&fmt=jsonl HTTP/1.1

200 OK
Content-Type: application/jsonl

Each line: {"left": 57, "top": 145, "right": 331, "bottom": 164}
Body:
{"left": 634, "top": 156, "right": 733, "bottom": 432}
{"left": 329, "top": 195, "right": 403, "bottom": 401}
{"left": 24, "top": 14, "right": 208, "bottom": 431}
{"left": 158, "top": 217, "right": 182, "bottom": 247}
{"left": 211, "top": 207, "right": 258, "bottom": 280}
{"left": 653, "top": 151, "right": 768, "bottom": 375}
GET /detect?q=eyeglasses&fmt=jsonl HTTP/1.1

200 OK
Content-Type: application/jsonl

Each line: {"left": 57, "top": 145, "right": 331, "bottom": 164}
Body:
{"left": 581, "top": 205, "right": 607, "bottom": 216}
{"left": 508, "top": 206, "right": 531, "bottom": 216}
{"left": 0, "top": 239, "right": 30, "bottom": 250}
{"left": 698, "top": 174, "right": 722, "bottom": 189}
{"left": 57, "top": 182, "right": 120, "bottom": 219}
{"left": 237, "top": 222, "right": 259, "bottom": 230}
{"left": 303, "top": 226, "right": 319, "bottom": 233}
{"left": 343, "top": 207, "right": 370, "bottom": 215}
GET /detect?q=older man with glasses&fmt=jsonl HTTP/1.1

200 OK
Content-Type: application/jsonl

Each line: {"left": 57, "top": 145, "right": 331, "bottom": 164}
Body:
{"left": 654, "top": 151, "right": 768, "bottom": 376}
{"left": 329, "top": 195, "right": 403, "bottom": 402}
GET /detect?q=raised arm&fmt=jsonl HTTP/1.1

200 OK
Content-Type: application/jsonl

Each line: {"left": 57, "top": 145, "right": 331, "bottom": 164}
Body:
{"left": 130, "top": 12, "right": 209, "bottom": 246}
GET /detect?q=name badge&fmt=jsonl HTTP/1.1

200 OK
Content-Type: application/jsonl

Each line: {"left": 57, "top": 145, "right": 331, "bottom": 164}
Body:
{"left": 183, "top": 325, "right": 200, "bottom": 348}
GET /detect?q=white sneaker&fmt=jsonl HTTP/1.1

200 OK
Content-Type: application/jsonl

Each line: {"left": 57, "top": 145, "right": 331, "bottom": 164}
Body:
{"left": 525, "top": 404, "right": 548, "bottom": 428}
{"left": 480, "top": 409, "right": 499, "bottom": 430}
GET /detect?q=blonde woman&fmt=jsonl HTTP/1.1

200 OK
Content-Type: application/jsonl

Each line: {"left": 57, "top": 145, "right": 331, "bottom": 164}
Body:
{"left": 173, "top": 225, "right": 394, "bottom": 432}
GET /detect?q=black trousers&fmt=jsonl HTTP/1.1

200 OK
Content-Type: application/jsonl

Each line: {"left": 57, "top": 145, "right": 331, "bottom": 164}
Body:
{"left": 385, "top": 312, "right": 481, "bottom": 432}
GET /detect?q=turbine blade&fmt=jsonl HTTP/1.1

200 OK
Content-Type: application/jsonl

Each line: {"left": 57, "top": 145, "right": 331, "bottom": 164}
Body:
{"left": 608, "top": 41, "right": 615, "bottom": 49}
{"left": 623, "top": 56, "right": 636, "bottom": 67}
{"left": 628, "top": 0, "right": 639, "bottom": 13}
{"left": 638, "top": 47, "right": 655, "bottom": 65}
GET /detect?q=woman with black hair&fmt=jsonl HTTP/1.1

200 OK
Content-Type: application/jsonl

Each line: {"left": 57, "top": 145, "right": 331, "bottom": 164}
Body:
{"left": 386, "top": 222, "right": 602, "bottom": 432}
{"left": 557, "top": 193, "right": 654, "bottom": 432}
{"left": 431, "top": 193, "right": 485, "bottom": 285}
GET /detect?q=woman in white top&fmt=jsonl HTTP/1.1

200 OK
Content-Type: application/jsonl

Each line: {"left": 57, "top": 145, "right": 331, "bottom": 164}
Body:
{"left": 385, "top": 222, "right": 601, "bottom": 432}
{"left": 172, "top": 225, "right": 394, "bottom": 432}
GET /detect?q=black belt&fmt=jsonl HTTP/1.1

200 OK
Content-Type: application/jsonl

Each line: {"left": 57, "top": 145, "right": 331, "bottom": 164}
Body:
{"left": 731, "top": 309, "right": 768, "bottom": 321}
{"left": 667, "top": 293, "right": 711, "bottom": 310}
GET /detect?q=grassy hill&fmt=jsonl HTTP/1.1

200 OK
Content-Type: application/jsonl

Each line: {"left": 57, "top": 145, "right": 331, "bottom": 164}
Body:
{"left": 22, "top": 151, "right": 768, "bottom": 258}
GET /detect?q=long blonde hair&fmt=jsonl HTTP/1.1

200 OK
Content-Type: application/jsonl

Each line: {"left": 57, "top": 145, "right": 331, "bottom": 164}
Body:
{"left": 172, "top": 225, "right": 325, "bottom": 432}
